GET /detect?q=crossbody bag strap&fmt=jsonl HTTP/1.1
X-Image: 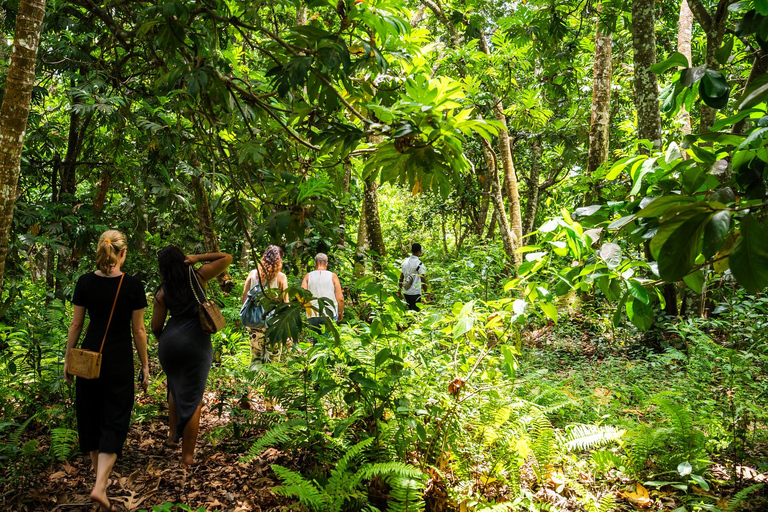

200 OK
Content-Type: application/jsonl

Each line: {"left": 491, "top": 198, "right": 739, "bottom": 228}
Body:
{"left": 98, "top": 273, "right": 125, "bottom": 355}
{"left": 188, "top": 266, "right": 207, "bottom": 304}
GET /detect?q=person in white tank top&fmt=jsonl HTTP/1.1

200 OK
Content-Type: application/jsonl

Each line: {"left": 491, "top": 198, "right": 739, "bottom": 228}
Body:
{"left": 301, "top": 253, "right": 345, "bottom": 334}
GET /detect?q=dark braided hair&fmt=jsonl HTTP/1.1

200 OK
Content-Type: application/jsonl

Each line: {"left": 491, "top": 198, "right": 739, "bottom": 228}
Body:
{"left": 157, "top": 245, "right": 192, "bottom": 302}
{"left": 258, "top": 245, "right": 282, "bottom": 286}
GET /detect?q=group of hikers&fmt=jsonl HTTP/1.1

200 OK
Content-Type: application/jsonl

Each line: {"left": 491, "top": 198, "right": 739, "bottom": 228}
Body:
{"left": 62, "top": 230, "right": 428, "bottom": 512}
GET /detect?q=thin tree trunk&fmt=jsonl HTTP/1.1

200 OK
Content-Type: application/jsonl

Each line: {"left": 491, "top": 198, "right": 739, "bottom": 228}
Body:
{"left": 688, "top": 0, "right": 730, "bottom": 132}
{"left": 481, "top": 139, "right": 516, "bottom": 263}
{"left": 362, "top": 176, "right": 386, "bottom": 260}
{"left": 475, "top": 164, "right": 491, "bottom": 235}
{"left": 486, "top": 208, "right": 497, "bottom": 241}
{"left": 190, "top": 173, "right": 234, "bottom": 292}
{"left": 677, "top": 0, "right": 694, "bottom": 134}
{"left": 354, "top": 202, "right": 368, "bottom": 277}
{"left": 632, "top": 0, "right": 662, "bottom": 151}
{"left": 93, "top": 168, "right": 111, "bottom": 213}
{"left": 522, "top": 138, "right": 543, "bottom": 238}
{"left": 0, "top": 0, "right": 47, "bottom": 293}
{"left": 587, "top": 18, "right": 613, "bottom": 177}
{"left": 478, "top": 34, "right": 523, "bottom": 265}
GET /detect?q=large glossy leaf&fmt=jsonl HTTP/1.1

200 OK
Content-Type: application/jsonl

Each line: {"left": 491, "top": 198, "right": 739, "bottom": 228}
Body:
{"left": 730, "top": 214, "right": 768, "bottom": 293}
{"left": 699, "top": 70, "right": 731, "bottom": 109}
{"left": 657, "top": 212, "right": 713, "bottom": 281}
{"left": 736, "top": 72, "right": 768, "bottom": 110}
{"left": 650, "top": 52, "right": 690, "bottom": 74}
{"left": 636, "top": 196, "right": 698, "bottom": 218}
{"left": 702, "top": 210, "right": 732, "bottom": 259}
{"left": 626, "top": 296, "right": 653, "bottom": 330}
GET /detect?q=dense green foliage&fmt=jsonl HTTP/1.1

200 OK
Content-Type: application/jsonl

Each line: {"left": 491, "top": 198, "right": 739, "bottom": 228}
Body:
{"left": 3, "top": 0, "right": 768, "bottom": 510}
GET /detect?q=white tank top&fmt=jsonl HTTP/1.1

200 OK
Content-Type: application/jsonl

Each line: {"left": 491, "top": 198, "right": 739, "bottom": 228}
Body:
{"left": 307, "top": 270, "right": 337, "bottom": 318}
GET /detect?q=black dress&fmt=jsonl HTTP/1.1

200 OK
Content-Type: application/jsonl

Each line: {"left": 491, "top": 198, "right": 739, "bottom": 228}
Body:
{"left": 73, "top": 272, "right": 147, "bottom": 456}
{"left": 158, "top": 275, "right": 212, "bottom": 440}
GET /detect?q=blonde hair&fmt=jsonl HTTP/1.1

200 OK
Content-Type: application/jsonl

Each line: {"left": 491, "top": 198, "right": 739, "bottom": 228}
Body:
{"left": 96, "top": 230, "right": 127, "bottom": 274}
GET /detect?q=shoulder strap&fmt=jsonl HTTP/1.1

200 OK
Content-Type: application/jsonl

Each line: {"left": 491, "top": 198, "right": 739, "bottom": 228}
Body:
{"left": 98, "top": 273, "right": 125, "bottom": 355}
{"left": 189, "top": 266, "right": 207, "bottom": 304}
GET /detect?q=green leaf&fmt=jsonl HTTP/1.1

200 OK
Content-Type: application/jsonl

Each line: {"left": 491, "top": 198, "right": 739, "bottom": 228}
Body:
{"left": 699, "top": 69, "right": 731, "bottom": 109}
{"left": 683, "top": 270, "right": 704, "bottom": 294}
{"left": 657, "top": 212, "right": 712, "bottom": 281}
{"left": 703, "top": 210, "right": 731, "bottom": 259}
{"left": 627, "top": 280, "right": 650, "bottom": 304}
{"left": 737, "top": 72, "right": 768, "bottom": 110}
{"left": 501, "top": 345, "right": 517, "bottom": 378}
{"left": 626, "top": 296, "right": 653, "bottom": 330}
{"left": 540, "top": 302, "right": 558, "bottom": 323}
{"left": 715, "top": 36, "right": 734, "bottom": 65}
{"left": 636, "top": 196, "right": 698, "bottom": 218}
{"left": 375, "top": 347, "right": 391, "bottom": 366}
{"left": 682, "top": 166, "right": 708, "bottom": 194}
{"left": 680, "top": 65, "right": 706, "bottom": 87}
{"left": 730, "top": 214, "right": 768, "bottom": 293}
{"left": 650, "top": 52, "right": 690, "bottom": 74}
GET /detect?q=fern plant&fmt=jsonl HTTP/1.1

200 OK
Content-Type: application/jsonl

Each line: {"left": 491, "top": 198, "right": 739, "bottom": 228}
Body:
{"left": 271, "top": 438, "right": 426, "bottom": 512}
{"left": 50, "top": 427, "right": 78, "bottom": 461}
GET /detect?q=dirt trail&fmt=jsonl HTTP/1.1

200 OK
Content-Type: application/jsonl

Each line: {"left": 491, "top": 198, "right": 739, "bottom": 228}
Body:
{"left": 12, "top": 395, "right": 287, "bottom": 512}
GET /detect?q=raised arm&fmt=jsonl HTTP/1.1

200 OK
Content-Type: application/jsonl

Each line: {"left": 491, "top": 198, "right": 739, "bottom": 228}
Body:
{"left": 332, "top": 273, "right": 344, "bottom": 322}
{"left": 186, "top": 252, "right": 233, "bottom": 283}
{"left": 63, "top": 305, "right": 87, "bottom": 383}
{"left": 132, "top": 308, "right": 149, "bottom": 391}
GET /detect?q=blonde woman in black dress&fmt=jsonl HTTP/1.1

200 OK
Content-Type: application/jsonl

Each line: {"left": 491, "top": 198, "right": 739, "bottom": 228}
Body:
{"left": 64, "top": 230, "right": 149, "bottom": 512}
{"left": 151, "top": 245, "right": 231, "bottom": 465}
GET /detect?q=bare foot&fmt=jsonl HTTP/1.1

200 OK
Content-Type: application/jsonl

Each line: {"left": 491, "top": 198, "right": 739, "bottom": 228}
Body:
{"left": 164, "top": 439, "right": 179, "bottom": 448}
{"left": 181, "top": 453, "right": 194, "bottom": 466}
{"left": 90, "top": 488, "right": 116, "bottom": 511}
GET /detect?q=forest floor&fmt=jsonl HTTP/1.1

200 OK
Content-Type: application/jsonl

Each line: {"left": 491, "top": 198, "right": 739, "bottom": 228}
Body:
{"left": 11, "top": 393, "right": 291, "bottom": 512}
{"left": 6, "top": 318, "right": 768, "bottom": 512}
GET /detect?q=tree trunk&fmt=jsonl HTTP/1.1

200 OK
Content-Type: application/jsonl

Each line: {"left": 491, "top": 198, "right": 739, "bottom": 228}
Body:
{"left": 677, "top": 0, "right": 694, "bottom": 135}
{"left": 190, "top": 173, "right": 234, "bottom": 293}
{"left": 478, "top": 34, "right": 523, "bottom": 266}
{"left": 481, "top": 139, "right": 516, "bottom": 264}
{"left": 354, "top": 201, "right": 368, "bottom": 277}
{"left": 0, "top": 0, "right": 47, "bottom": 293}
{"left": 475, "top": 163, "right": 491, "bottom": 235}
{"left": 632, "top": 0, "right": 662, "bottom": 151}
{"left": 93, "top": 168, "right": 111, "bottom": 213}
{"left": 587, "top": 18, "right": 613, "bottom": 176}
{"left": 362, "top": 175, "right": 386, "bottom": 260}
{"left": 522, "top": 138, "right": 543, "bottom": 238}
{"left": 688, "top": 0, "right": 730, "bottom": 132}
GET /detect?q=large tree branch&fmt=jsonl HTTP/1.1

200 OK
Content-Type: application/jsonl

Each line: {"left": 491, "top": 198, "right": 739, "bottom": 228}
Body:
{"left": 420, "top": 0, "right": 459, "bottom": 48}
{"left": 686, "top": 0, "right": 713, "bottom": 34}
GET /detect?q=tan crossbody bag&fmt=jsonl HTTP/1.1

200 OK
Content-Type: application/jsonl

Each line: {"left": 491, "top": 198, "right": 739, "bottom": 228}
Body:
{"left": 67, "top": 273, "right": 125, "bottom": 379}
{"left": 189, "top": 266, "right": 226, "bottom": 334}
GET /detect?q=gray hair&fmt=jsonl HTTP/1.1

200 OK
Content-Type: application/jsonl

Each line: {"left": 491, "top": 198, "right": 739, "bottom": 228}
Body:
{"left": 315, "top": 253, "right": 328, "bottom": 266}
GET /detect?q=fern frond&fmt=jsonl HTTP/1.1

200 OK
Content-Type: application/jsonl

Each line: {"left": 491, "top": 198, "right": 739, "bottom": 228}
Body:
{"left": 9, "top": 414, "right": 36, "bottom": 448}
{"left": 271, "top": 464, "right": 330, "bottom": 511}
{"left": 724, "top": 483, "right": 764, "bottom": 512}
{"left": 50, "top": 427, "right": 78, "bottom": 461}
{"left": 240, "top": 419, "right": 305, "bottom": 463}
{"left": 476, "top": 503, "right": 513, "bottom": 512}
{"left": 563, "top": 424, "right": 625, "bottom": 451}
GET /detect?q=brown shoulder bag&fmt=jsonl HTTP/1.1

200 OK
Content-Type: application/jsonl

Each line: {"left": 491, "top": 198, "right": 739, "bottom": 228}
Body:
{"left": 189, "top": 266, "right": 226, "bottom": 334}
{"left": 67, "top": 273, "right": 125, "bottom": 379}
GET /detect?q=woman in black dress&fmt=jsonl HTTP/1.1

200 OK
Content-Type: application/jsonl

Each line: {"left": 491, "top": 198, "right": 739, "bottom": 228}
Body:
{"left": 64, "top": 230, "right": 149, "bottom": 512}
{"left": 151, "top": 245, "right": 231, "bottom": 465}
